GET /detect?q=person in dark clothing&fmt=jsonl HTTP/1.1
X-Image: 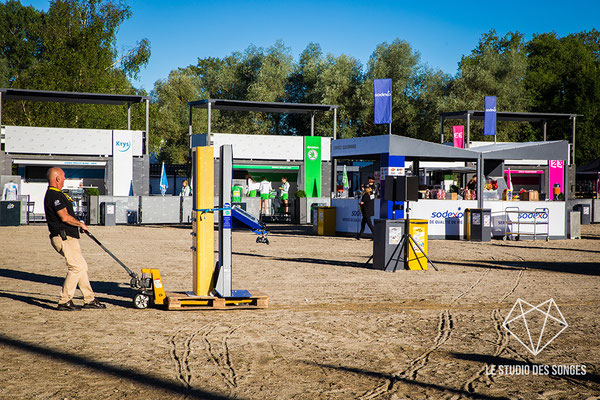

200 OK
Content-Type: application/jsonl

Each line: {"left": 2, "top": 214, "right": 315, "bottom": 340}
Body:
{"left": 44, "top": 167, "right": 106, "bottom": 311}
{"left": 467, "top": 176, "right": 477, "bottom": 190}
{"left": 357, "top": 186, "right": 375, "bottom": 240}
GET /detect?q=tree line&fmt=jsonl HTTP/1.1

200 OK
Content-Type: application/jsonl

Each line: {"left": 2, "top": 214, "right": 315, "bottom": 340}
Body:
{"left": 2, "top": 1, "right": 599, "bottom": 165}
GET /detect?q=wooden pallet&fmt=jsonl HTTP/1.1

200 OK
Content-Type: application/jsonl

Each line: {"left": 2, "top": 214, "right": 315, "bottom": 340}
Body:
{"left": 165, "top": 290, "right": 268, "bottom": 310}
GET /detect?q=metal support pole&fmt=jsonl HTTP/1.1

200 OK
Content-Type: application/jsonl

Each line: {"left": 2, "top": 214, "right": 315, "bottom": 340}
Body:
{"left": 310, "top": 112, "right": 314, "bottom": 136}
{"left": 127, "top": 103, "right": 131, "bottom": 130}
{"left": 1, "top": 91, "right": 4, "bottom": 129}
{"left": 144, "top": 99, "right": 149, "bottom": 155}
{"left": 388, "top": 123, "right": 391, "bottom": 135}
{"left": 188, "top": 104, "right": 193, "bottom": 146}
{"left": 207, "top": 101, "right": 212, "bottom": 145}
{"left": 543, "top": 120, "right": 547, "bottom": 141}
{"left": 466, "top": 112, "right": 471, "bottom": 149}
{"left": 563, "top": 160, "right": 568, "bottom": 237}
{"left": 216, "top": 145, "right": 233, "bottom": 297}
{"left": 477, "top": 154, "right": 484, "bottom": 209}
{"left": 332, "top": 108, "right": 337, "bottom": 197}
{"left": 440, "top": 116, "right": 444, "bottom": 143}
{"left": 333, "top": 108, "right": 337, "bottom": 140}
{"left": 571, "top": 116, "right": 576, "bottom": 166}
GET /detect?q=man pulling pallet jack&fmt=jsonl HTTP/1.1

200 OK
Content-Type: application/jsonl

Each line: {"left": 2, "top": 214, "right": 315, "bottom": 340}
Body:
{"left": 84, "top": 144, "right": 268, "bottom": 310}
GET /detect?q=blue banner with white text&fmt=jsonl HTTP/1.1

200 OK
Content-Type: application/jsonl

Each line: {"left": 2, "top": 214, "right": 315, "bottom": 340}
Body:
{"left": 484, "top": 96, "right": 497, "bottom": 136}
{"left": 374, "top": 79, "right": 392, "bottom": 125}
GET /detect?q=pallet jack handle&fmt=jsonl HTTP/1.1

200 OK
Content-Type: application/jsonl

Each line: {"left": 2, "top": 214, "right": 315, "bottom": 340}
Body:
{"left": 83, "top": 230, "right": 140, "bottom": 280}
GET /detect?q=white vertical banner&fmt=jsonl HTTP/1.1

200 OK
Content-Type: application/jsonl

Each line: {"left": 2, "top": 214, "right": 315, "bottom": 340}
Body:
{"left": 112, "top": 130, "right": 133, "bottom": 196}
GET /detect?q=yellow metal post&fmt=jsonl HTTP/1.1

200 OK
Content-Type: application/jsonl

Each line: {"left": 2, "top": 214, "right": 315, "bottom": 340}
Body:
{"left": 192, "top": 146, "right": 215, "bottom": 296}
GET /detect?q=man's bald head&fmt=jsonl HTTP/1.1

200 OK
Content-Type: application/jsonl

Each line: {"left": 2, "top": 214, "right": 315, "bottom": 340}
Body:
{"left": 47, "top": 167, "right": 65, "bottom": 189}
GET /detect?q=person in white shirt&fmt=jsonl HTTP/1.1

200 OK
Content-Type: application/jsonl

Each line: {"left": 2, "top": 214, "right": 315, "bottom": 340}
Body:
{"left": 279, "top": 176, "right": 290, "bottom": 214}
{"left": 179, "top": 180, "right": 191, "bottom": 196}
{"left": 259, "top": 177, "right": 272, "bottom": 217}
{"left": 245, "top": 174, "right": 259, "bottom": 197}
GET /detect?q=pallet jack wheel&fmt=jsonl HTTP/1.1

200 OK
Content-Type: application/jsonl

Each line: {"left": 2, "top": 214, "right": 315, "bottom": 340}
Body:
{"left": 133, "top": 292, "right": 151, "bottom": 309}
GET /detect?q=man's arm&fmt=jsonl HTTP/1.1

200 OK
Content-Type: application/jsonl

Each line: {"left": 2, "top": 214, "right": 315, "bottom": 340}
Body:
{"left": 56, "top": 208, "right": 88, "bottom": 232}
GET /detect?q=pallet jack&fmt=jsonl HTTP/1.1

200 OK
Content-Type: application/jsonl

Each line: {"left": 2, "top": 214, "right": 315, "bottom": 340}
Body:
{"left": 84, "top": 144, "right": 269, "bottom": 310}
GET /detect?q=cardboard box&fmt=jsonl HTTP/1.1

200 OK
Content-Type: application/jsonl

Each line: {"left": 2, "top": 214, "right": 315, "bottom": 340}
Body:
{"left": 521, "top": 190, "right": 539, "bottom": 201}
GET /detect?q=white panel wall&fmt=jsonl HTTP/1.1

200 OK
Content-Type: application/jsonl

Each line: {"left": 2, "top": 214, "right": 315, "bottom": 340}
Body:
{"left": 5, "top": 126, "right": 143, "bottom": 156}
{"left": 211, "top": 133, "right": 303, "bottom": 160}
{"left": 192, "top": 133, "right": 332, "bottom": 161}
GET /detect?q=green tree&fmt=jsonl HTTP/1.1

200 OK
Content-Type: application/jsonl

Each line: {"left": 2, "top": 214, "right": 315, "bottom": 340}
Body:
{"left": 151, "top": 67, "right": 203, "bottom": 163}
{"left": 0, "top": 0, "right": 150, "bottom": 130}
{"left": 360, "top": 39, "right": 436, "bottom": 139}
{"left": 446, "top": 30, "right": 531, "bottom": 142}
{"left": 526, "top": 30, "right": 600, "bottom": 165}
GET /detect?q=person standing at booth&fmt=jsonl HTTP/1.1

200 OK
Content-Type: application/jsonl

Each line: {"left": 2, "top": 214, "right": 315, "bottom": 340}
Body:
{"left": 259, "top": 177, "right": 272, "bottom": 217}
{"left": 356, "top": 186, "right": 375, "bottom": 240}
{"left": 180, "top": 179, "right": 191, "bottom": 196}
{"left": 279, "top": 176, "right": 290, "bottom": 214}
{"left": 245, "top": 174, "right": 258, "bottom": 197}
{"left": 44, "top": 167, "right": 106, "bottom": 311}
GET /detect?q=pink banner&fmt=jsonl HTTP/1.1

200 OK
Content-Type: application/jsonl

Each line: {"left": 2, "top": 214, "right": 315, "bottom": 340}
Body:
{"left": 549, "top": 160, "right": 564, "bottom": 200}
{"left": 452, "top": 125, "right": 464, "bottom": 148}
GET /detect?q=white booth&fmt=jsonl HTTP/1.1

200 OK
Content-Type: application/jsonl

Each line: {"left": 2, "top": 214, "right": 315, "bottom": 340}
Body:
{"left": 331, "top": 135, "right": 570, "bottom": 239}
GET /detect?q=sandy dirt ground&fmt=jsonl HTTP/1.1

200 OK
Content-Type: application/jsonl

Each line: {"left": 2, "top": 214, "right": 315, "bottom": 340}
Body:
{"left": 0, "top": 222, "right": 599, "bottom": 400}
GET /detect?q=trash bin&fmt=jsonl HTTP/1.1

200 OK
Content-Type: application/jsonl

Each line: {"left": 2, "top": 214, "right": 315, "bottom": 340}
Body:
{"left": 373, "top": 219, "right": 405, "bottom": 271}
{"left": 0, "top": 201, "right": 21, "bottom": 226}
{"left": 465, "top": 208, "right": 491, "bottom": 242}
{"left": 569, "top": 211, "right": 581, "bottom": 239}
{"left": 100, "top": 202, "right": 116, "bottom": 226}
{"left": 127, "top": 210, "right": 138, "bottom": 225}
{"left": 464, "top": 209, "right": 472, "bottom": 240}
{"left": 311, "top": 203, "right": 325, "bottom": 233}
{"left": 317, "top": 206, "right": 336, "bottom": 236}
{"left": 407, "top": 219, "right": 429, "bottom": 270}
{"left": 574, "top": 204, "right": 591, "bottom": 225}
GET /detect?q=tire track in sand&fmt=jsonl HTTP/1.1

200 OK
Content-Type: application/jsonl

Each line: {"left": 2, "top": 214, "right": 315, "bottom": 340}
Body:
{"left": 359, "top": 268, "right": 491, "bottom": 400}
{"left": 168, "top": 328, "right": 198, "bottom": 390}
{"left": 200, "top": 324, "right": 243, "bottom": 390}
{"left": 462, "top": 268, "right": 525, "bottom": 393}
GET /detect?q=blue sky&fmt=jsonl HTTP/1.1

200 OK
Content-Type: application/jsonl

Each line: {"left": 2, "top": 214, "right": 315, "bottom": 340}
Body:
{"left": 23, "top": 0, "right": 600, "bottom": 92}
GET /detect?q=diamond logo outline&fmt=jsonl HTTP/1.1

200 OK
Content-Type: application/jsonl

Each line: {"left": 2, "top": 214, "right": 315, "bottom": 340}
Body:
{"left": 502, "top": 298, "right": 568, "bottom": 356}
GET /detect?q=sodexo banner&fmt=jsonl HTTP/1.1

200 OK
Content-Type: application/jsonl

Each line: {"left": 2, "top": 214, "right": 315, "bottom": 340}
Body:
{"left": 374, "top": 78, "right": 392, "bottom": 125}
{"left": 112, "top": 130, "right": 133, "bottom": 196}
{"left": 484, "top": 95, "right": 497, "bottom": 136}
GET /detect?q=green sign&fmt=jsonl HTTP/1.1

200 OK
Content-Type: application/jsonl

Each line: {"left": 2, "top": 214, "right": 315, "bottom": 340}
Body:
{"left": 304, "top": 136, "right": 322, "bottom": 197}
{"left": 233, "top": 164, "right": 299, "bottom": 170}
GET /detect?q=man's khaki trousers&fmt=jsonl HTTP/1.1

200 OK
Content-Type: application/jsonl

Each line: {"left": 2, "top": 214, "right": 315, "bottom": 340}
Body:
{"left": 51, "top": 236, "right": 95, "bottom": 304}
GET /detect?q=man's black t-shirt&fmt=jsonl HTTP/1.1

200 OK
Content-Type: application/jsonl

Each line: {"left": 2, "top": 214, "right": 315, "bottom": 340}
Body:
{"left": 44, "top": 188, "right": 79, "bottom": 238}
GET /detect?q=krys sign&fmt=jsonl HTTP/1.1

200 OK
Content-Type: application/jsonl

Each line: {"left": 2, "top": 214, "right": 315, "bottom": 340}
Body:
{"left": 115, "top": 140, "right": 131, "bottom": 152}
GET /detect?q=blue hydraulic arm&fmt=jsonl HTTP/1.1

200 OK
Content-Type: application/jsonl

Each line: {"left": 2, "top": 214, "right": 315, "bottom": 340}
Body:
{"left": 231, "top": 206, "right": 270, "bottom": 244}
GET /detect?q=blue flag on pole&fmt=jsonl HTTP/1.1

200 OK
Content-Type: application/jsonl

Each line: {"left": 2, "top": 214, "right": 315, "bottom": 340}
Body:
{"left": 159, "top": 162, "right": 168, "bottom": 196}
{"left": 484, "top": 96, "right": 497, "bottom": 136}
{"left": 374, "top": 79, "right": 392, "bottom": 125}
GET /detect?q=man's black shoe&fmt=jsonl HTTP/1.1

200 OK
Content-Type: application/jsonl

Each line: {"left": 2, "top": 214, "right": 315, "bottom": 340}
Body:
{"left": 57, "top": 300, "right": 81, "bottom": 311}
{"left": 82, "top": 298, "right": 106, "bottom": 309}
